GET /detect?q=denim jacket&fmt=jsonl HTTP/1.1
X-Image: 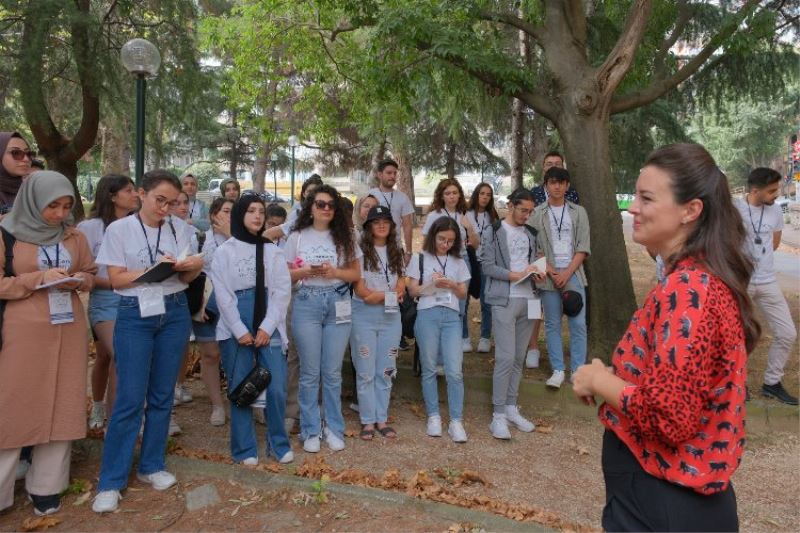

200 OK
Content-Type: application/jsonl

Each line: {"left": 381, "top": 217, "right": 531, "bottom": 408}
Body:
{"left": 480, "top": 221, "right": 539, "bottom": 306}
{"left": 529, "top": 201, "right": 591, "bottom": 290}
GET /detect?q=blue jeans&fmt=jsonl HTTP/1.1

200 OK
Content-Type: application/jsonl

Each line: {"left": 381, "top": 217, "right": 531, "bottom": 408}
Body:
{"left": 98, "top": 292, "right": 191, "bottom": 491}
{"left": 414, "top": 306, "right": 464, "bottom": 420}
{"left": 220, "top": 288, "right": 289, "bottom": 462}
{"left": 350, "top": 299, "right": 400, "bottom": 425}
{"left": 291, "top": 284, "right": 352, "bottom": 440}
{"left": 541, "top": 273, "right": 587, "bottom": 373}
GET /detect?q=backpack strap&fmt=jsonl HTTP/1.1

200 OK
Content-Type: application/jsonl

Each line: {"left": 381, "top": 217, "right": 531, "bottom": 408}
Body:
{"left": 1, "top": 227, "right": 16, "bottom": 277}
{"left": 418, "top": 252, "right": 424, "bottom": 285}
{"left": 196, "top": 231, "right": 206, "bottom": 253}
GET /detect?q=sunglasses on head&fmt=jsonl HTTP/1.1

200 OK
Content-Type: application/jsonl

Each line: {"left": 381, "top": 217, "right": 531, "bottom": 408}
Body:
{"left": 313, "top": 200, "right": 335, "bottom": 211}
{"left": 6, "top": 148, "right": 36, "bottom": 161}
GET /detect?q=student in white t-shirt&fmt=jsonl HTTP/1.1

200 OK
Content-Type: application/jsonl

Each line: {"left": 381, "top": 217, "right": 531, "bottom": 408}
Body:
{"left": 77, "top": 174, "right": 138, "bottom": 431}
{"left": 93, "top": 170, "right": 204, "bottom": 514}
{"left": 284, "top": 184, "right": 361, "bottom": 454}
{"left": 211, "top": 195, "right": 293, "bottom": 464}
{"left": 407, "top": 217, "right": 471, "bottom": 443}
{"left": 421, "top": 178, "right": 479, "bottom": 352}
{"left": 465, "top": 182, "right": 500, "bottom": 353}
{"left": 368, "top": 159, "right": 414, "bottom": 256}
{"left": 353, "top": 194, "right": 379, "bottom": 235}
{"left": 351, "top": 205, "right": 405, "bottom": 440}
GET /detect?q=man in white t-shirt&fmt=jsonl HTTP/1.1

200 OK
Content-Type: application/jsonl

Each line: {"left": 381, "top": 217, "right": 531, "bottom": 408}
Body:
{"left": 735, "top": 167, "right": 797, "bottom": 405}
{"left": 368, "top": 159, "right": 414, "bottom": 262}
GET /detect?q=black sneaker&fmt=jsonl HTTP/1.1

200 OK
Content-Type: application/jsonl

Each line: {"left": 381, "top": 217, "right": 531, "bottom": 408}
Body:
{"left": 29, "top": 493, "right": 61, "bottom": 516}
{"left": 761, "top": 382, "right": 799, "bottom": 406}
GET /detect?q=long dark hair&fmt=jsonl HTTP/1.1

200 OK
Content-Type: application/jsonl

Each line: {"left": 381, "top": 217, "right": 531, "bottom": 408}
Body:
{"left": 292, "top": 184, "right": 356, "bottom": 263}
{"left": 644, "top": 143, "right": 760, "bottom": 352}
{"left": 88, "top": 174, "right": 135, "bottom": 228}
{"left": 299, "top": 174, "right": 324, "bottom": 201}
{"left": 361, "top": 218, "right": 404, "bottom": 276}
{"left": 468, "top": 182, "right": 499, "bottom": 222}
{"left": 422, "top": 217, "right": 462, "bottom": 258}
{"left": 209, "top": 197, "right": 233, "bottom": 219}
{"left": 429, "top": 178, "right": 467, "bottom": 214}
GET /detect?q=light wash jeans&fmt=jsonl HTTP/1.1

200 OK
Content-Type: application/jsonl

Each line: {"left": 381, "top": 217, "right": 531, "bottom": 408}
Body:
{"left": 291, "top": 284, "right": 351, "bottom": 440}
{"left": 350, "top": 299, "right": 400, "bottom": 425}
{"left": 541, "top": 273, "right": 587, "bottom": 373}
{"left": 98, "top": 292, "right": 191, "bottom": 491}
{"left": 220, "top": 288, "right": 290, "bottom": 462}
{"left": 415, "top": 306, "right": 464, "bottom": 421}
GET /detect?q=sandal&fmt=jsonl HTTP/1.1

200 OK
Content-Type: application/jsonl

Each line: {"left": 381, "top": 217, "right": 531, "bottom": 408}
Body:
{"left": 377, "top": 426, "right": 397, "bottom": 439}
{"left": 360, "top": 426, "right": 375, "bottom": 441}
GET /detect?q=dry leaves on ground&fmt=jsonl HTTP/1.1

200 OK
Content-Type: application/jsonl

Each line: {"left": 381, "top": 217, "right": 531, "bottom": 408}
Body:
{"left": 21, "top": 517, "right": 61, "bottom": 532}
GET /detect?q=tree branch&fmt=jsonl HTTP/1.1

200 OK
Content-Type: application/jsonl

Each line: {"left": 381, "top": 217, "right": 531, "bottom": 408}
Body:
{"left": 654, "top": 0, "right": 690, "bottom": 71}
{"left": 611, "top": 0, "right": 761, "bottom": 115}
{"left": 563, "top": 0, "right": 587, "bottom": 48}
{"left": 477, "top": 10, "right": 544, "bottom": 44}
{"left": 66, "top": 0, "right": 100, "bottom": 159}
{"left": 595, "top": 0, "right": 652, "bottom": 96}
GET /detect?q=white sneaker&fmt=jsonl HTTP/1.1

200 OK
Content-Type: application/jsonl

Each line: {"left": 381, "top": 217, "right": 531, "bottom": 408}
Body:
{"left": 210, "top": 405, "right": 226, "bottom": 426}
{"left": 489, "top": 413, "right": 511, "bottom": 440}
{"left": 461, "top": 338, "right": 472, "bottom": 352}
{"left": 436, "top": 365, "right": 445, "bottom": 377}
{"left": 15, "top": 459, "right": 30, "bottom": 481}
{"left": 92, "top": 490, "right": 121, "bottom": 513}
{"left": 303, "top": 436, "right": 321, "bottom": 453}
{"left": 476, "top": 338, "right": 491, "bottom": 353}
{"left": 242, "top": 457, "right": 258, "bottom": 466}
{"left": 448, "top": 420, "right": 468, "bottom": 443}
{"left": 137, "top": 471, "right": 177, "bottom": 491}
{"left": 168, "top": 414, "right": 181, "bottom": 436}
{"left": 323, "top": 428, "right": 345, "bottom": 452}
{"left": 546, "top": 370, "right": 565, "bottom": 389}
{"left": 175, "top": 385, "right": 193, "bottom": 404}
{"left": 278, "top": 450, "right": 294, "bottom": 464}
{"left": 525, "top": 349, "right": 540, "bottom": 368}
{"left": 426, "top": 415, "right": 442, "bottom": 437}
{"left": 89, "top": 402, "right": 106, "bottom": 429}
{"left": 505, "top": 405, "right": 535, "bottom": 432}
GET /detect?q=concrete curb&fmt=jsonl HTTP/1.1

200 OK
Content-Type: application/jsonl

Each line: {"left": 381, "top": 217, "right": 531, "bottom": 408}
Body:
{"left": 75, "top": 439, "right": 550, "bottom": 532}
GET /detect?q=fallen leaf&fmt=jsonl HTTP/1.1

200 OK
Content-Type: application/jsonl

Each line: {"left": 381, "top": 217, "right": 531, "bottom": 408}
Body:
{"left": 72, "top": 491, "right": 92, "bottom": 506}
{"left": 21, "top": 517, "right": 61, "bottom": 532}
{"left": 254, "top": 463, "right": 281, "bottom": 473}
{"left": 343, "top": 429, "right": 358, "bottom": 438}
{"left": 536, "top": 426, "right": 554, "bottom": 434}
{"left": 408, "top": 403, "right": 426, "bottom": 419}
{"left": 454, "top": 470, "right": 491, "bottom": 487}
{"left": 577, "top": 446, "right": 589, "bottom": 456}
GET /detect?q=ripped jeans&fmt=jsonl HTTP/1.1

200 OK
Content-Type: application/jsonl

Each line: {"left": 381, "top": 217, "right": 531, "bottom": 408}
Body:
{"left": 350, "top": 298, "right": 401, "bottom": 425}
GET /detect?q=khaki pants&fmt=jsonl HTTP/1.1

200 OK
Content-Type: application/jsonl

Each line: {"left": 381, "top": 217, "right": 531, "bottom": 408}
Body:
{"left": 749, "top": 281, "right": 797, "bottom": 385}
{"left": 0, "top": 441, "right": 71, "bottom": 511}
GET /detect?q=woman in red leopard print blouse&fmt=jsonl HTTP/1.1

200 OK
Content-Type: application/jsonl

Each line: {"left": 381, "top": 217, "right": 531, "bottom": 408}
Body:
{"left": 573, "top": 143, "right": 760, "bottom": 532}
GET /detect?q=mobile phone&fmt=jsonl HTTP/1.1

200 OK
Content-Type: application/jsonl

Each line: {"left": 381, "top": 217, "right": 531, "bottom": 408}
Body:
{"left": 310, "top": 264, "right": 323, "bottom": 269}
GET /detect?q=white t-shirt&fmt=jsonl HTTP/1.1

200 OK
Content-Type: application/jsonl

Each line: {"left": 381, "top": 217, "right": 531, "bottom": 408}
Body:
{"left": 406, "top": 251, "right": 470, "bottom": 312}
{"left": 76, "top": 217, "right": 108, "bottom": 280}
{"left": 421, "top": 209, "right": 468, "bottom": 257}
{"left": 547, "top": 204, "right": 573, "bottom": 268}
{"left": 356, "top": 245, "right": 401, "bottom": 299}
{"left": 466, "top": 210, "right": 492, "bottom": 260}
{"left": 209, "top": 238, "right": 291, "bottom": 347}
{"left": 284, "top": 227, "right": 361, "bottom": 287}
{"left": 503, "top": 221, "right": 535, "bottom": 299}
{"left": 36, "top": 243, "right": 73, "bottom": 272}
{"left": 168, "top": 216, "right": 196, "bottom": 254}
{"left": 96, "top": 214, "right": 191, "bottom": 296}
{"left": 369, "top": 187, "right": 414, "bottom": 247}
{"left": 191, "top": 229, "right": 229, "bottom": 274}
{"left": 735, "top": 198, "right": 783, "bottom": 285}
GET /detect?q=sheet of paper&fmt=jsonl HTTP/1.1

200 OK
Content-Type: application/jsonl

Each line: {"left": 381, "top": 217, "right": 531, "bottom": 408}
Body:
{"left": 36, "top": 277, "right": 82, "bottom": 290}
{"left": 512, "top": 257, "right": 548, "bottom": 285}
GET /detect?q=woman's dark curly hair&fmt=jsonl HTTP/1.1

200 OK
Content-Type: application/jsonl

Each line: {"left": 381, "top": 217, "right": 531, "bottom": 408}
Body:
{"left": 429, "top": 178, "right": 467, "bottom": 214}
{"left": 292, "top": 184, "right": 356, "bottom": 263}
{"left": 360, "top": 218, "right": 404, "bottom": 277}
{"left": 468, "top": 182, "right": 499, "bottom": 222}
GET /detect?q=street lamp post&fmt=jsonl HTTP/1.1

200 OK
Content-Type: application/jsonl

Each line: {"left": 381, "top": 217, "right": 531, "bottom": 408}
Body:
{"left": 270, "top": 152, "right": 279, "bottom": 199}
{"left": 288, "top": 135, "right": 299, "bottom": 206}
{"left": 120, "top": 38, "right": 161, "bottom": 185}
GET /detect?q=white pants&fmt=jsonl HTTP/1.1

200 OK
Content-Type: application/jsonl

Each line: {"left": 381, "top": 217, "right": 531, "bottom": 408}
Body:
{"left": 749, "top": 281, "right": 797, "bottom": 385}
{"left": 0, "top": 441, "right": 71, "bottom": 511}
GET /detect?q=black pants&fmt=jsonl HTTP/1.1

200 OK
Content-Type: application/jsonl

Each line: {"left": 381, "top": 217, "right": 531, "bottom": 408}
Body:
{"left": 602, "top": 430, "right": 738, "bottom": 532}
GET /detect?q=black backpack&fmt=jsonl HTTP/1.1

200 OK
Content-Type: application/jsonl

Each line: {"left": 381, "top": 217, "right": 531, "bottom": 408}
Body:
{"left": 0, "top": 227, "right": 17, "bottom": 349}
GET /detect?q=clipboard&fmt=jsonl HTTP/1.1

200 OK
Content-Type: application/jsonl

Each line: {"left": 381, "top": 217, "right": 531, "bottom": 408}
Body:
{"left": 133, "top": 261, "right": 177, "bottom": 283}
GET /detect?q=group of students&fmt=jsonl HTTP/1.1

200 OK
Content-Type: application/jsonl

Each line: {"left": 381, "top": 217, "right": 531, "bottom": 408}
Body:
{"left": 0, "top": 128, "right": 794, "bottom": 530}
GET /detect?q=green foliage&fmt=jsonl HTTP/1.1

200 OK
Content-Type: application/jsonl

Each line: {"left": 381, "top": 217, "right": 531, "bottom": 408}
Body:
{"left": 184, "top": 161, "right": 222, "bottom": 190}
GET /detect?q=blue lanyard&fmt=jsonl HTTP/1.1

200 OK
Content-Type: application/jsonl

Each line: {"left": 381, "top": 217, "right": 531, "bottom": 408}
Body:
{"left": 41, "top": 244, "right": 60, "bottom": 269}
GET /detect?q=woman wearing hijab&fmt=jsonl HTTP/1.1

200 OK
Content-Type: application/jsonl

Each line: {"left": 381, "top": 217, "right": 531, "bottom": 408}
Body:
{"left": 0, "top": 171, "right": 97, "bottom": 516}
{"left": 211, "top": 195, "right": 293, "bottom": 464}
{"left": 0, "top": 131, "right": 34, "bottom": 215}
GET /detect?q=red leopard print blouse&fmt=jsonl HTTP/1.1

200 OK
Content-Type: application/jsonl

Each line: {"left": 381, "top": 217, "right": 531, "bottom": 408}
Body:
{"left": 599, "top": 259, "right": 747, "bottom": 494}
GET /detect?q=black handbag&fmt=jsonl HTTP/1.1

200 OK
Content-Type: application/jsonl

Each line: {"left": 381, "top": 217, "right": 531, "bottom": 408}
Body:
{"left": 466, "top": 245, "right": 482, "bottom": 299}
{"left": 400, "top": 253, "right": 423, "bottom": 339}
{"left": 0, "top": 228, "right": 16, "bottom": 350}
{"left": 227, "top": 347, "right": 271, "bottom": 407}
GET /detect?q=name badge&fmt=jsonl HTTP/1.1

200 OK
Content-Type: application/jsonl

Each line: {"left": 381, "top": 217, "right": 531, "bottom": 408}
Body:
{"left": 384, "top": 291, "right": 399, "bottom": 313}
{"left": 553, "top": 238, "right": 571, "bottom": 256}
{"left": 139, "top": 285, "right": 166, "bottom": 317}
{"left": 49, "top": 289, "right": 74, "bottom": 324}
{"left": 527, "top": 298, "right": 542, "bottom": 320}
{"left": 335, "top": 299, "right": 352, "bottom": 324}
{"left": 434, "top": 290, "right": 453, "bottom": 306}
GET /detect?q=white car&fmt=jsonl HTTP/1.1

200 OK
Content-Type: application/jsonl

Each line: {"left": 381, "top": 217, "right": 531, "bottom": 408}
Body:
{"left": 208, "top": 178, "right": 223, "bottom": 198}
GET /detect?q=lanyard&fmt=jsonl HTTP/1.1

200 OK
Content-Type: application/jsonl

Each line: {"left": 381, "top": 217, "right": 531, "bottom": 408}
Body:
{"left": 376, "top": 252, "right": 392, "bottom": 289}
{"left": 434, "top": 254, "right": 448, "bottom": 277}
{"left": 443, "top": 208, "right": 457, "bottom": 221}
{"left": 41, "top": 244, "right": 60, "bottom": 269}
{"left": 138, "top": 215, "right": 162, "bottom": 266}
{"left": 746, "top": 201, "right": 765, "bottom": 244}
{"left": 475, "top": 211, "right": 488, "bottom": 239}
{"left": 191, "top": 199, "right": 198, "bottom": 218}
{"left": 549, "top": 205, "right": 567, "bottom": 240}
{"left": 379, "top": 189, "right": 394, "bottom": 211}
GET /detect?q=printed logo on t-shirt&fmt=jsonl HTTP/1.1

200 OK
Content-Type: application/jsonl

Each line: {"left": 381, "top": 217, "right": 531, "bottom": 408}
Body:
{"left": 302, "top": 244, "right": 337, "bottom": 266}
{"left": 235, "top": 254, "right": 257, "bottom": 281}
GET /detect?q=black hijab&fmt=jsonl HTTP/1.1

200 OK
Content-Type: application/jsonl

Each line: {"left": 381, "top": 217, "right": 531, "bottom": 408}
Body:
{"left": 0, "top": 132, "right": 25, "bottom": 205}
{"left": 231, "top": 195, "right": 270, "bottom": 332}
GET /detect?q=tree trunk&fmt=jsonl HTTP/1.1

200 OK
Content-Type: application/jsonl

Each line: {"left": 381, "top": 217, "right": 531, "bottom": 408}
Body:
{"left": 252, "top": 144, "right": 269, "bottom": 193}
{"left": 557, "top": 112, "right": 637, "bottom": 360}
{"left": 394, "top": 147, "right": 415, "bottom": 212}
{"left": 100, "top": 120, "right": 131, "bottom": 176}
{"left": 527, "top": 113, "right": 548, "bottom": 182}
{"left": 445, "top": 141, "right": 456, "bottom": 179}
{"left": 510, "top": 98, "right": 525, "bottom": 189}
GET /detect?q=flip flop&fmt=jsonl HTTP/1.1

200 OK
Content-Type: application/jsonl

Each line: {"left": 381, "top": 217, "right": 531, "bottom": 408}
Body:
{"left": 360, "top": 427, "right": 375, "bottom": 440}
{"left": 377, "top": 426, "right": 397, "bottom": 439}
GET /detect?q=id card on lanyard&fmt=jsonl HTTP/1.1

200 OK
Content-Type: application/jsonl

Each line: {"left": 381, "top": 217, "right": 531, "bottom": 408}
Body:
{"left": 137, "top": 216, "right": 167, "bottom": 317}
{"left": 42, "top": 244, "right": 75, "bottom": 324}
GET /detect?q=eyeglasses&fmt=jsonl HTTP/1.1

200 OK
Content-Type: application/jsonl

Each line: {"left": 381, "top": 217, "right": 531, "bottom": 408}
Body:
{"left": 435, "top": 235, "right": 455, "bottom": 245}
{"left": 153, "top": 196, "right": 178, "bottom": 209}
{"left": 6, "top": 149, "right": 36, "bottom": 161}
{"left": 313, "top": 200, "right": 335, "bottom": 211}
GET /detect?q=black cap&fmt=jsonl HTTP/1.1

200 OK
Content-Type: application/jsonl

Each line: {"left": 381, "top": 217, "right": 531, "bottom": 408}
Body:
{"left": 562, "top": 290, "right": 583, "bottom": 317}
{"left": 363, "top": 205, "right": 393, "bottom": 229}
